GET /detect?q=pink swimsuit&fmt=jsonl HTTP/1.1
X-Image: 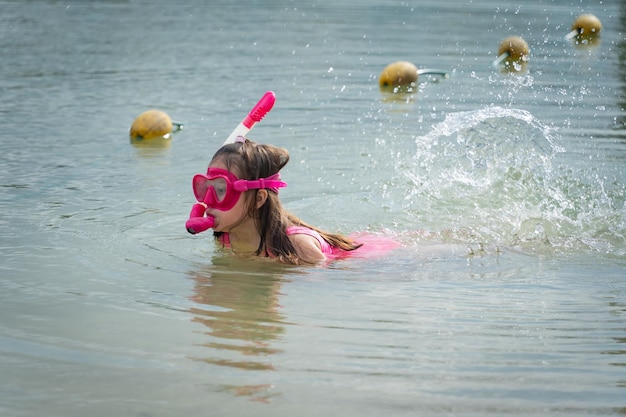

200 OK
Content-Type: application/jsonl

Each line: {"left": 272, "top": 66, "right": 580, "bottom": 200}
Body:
{"left": 285, "top": 225, "right": 337, "bottom": 255}
{"left": 217, "top": 226, "right": 399, "bottom": 260}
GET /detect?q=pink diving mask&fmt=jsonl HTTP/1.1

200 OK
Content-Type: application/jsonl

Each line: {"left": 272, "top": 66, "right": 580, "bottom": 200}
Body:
{"left": 186, "top": 167, "right": 287, "bottom": 235}
{"left": 192, "top": 168, "right": 287, "bottom": 211}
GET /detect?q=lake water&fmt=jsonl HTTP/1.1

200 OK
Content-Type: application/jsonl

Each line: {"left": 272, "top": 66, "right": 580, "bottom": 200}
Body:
{"left": 1, "top": 0, "right": 625, "bottom": 416}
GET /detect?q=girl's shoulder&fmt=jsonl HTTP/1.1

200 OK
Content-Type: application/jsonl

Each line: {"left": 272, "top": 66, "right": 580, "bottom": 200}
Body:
{"left": 287, "top": 231, "right": 327, "bottom": 263}
{"left": 286, "top": 225, "right": 335, "bottom": 255}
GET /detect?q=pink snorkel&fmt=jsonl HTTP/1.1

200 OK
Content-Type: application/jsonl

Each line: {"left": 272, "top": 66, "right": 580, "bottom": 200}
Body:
{"left": 223, "top": 91, "right": 276, "bottom": 144}
{"left": 186, "top": 91, "right": 277, "bottom": 235}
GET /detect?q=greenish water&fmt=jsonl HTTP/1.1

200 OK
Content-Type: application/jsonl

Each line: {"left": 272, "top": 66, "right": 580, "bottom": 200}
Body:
{"left": 1, "top": 1, "right": 625, "bottom": 416}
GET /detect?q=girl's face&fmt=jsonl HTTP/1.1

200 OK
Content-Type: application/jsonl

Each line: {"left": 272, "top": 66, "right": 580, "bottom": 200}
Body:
{"left": 204, "top": 161, "right": 253, "bottom": 233}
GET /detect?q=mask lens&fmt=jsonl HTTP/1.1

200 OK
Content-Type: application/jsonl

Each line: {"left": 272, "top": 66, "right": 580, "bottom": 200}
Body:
{"left": 192, "top": 175, "right": 230, "bottom": 204}
{"left": 207, "top": 177, "right": 228, "bottom": 202}
{"left": 192, "top": 177, "right": 209, "bottom": 202}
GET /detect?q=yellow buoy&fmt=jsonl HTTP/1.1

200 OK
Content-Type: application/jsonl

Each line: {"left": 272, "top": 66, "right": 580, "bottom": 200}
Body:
{"left": 497, "top": 36, "right": 529, "bottom": 63}
{"left": 130, "top": 109, "right": 173, "bottom": 141}
{"left": 566, "top": 14, "right": 602, "bottom": 46}
{"left": 492, "top": 36, "right": 529, "bottom": 73}
{"left": 571, "top": 14, "right": 602, "bottom": 37}
{"left": 379, "top": 61, "right": 418, "bottom": 92}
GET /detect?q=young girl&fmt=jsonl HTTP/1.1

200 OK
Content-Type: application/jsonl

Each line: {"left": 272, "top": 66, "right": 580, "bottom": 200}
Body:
{"left": 186, "top": 136, "right": 365, "bottom": 265}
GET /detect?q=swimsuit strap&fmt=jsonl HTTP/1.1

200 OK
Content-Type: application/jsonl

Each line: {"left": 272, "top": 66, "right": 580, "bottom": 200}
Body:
{"left": 218, "top": 233, "right": 231, "bottom": 246}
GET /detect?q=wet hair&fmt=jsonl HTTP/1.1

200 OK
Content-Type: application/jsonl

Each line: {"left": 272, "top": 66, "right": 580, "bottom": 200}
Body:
{"left": 210, "top": 138, "right": 362, "bottom": 264}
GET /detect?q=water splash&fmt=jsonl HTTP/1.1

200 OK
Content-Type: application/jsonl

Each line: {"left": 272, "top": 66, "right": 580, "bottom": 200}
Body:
{"left": 401, "top": 106, "right": 626, "bottom": 257}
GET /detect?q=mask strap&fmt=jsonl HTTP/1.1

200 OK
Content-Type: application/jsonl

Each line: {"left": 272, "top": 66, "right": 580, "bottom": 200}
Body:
{"left": 233, "top": 173, "right": 287, "bottom": 193}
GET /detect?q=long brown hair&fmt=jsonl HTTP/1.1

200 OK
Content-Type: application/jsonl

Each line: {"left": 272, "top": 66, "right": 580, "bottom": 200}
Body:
{"left": 210, "top": 138, "right": 362, "bottom": 264}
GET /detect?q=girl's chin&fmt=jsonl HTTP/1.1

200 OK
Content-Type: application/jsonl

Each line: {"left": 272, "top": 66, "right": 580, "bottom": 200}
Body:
{"left": 211, "top": 223, "right": 229, "bottom": 233}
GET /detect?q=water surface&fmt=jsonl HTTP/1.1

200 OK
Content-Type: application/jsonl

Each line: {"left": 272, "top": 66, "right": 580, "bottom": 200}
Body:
{"left": 1, "top": 0, "right": 625, "bottom": 416}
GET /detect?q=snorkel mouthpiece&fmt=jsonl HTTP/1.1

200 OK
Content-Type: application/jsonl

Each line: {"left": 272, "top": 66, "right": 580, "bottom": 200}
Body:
{"left": 185, "top": 203, "right": 214, "bottom": 234}
{"left": 186, "top": 216, "right": 214, "bottom": 234}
